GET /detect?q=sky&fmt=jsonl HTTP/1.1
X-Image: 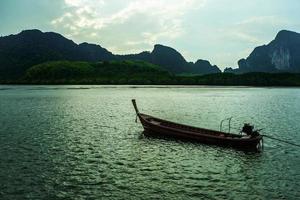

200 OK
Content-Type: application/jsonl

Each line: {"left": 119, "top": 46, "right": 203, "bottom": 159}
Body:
{"left": 0, "top": 0, "right": 299, "bottom": 69}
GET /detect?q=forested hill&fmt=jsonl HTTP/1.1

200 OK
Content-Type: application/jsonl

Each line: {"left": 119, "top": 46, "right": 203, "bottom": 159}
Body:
{"left": 2, "top": 60, "right": 299, "bottom": 86}
{"left": 22, "top": 60, "right": 172, "bottom": 84}
{"left": 1, "top": 29, "right": 300, "bottom": 86}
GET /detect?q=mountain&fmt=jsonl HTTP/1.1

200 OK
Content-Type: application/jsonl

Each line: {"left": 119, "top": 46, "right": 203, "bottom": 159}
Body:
{"left": 78, "top": 43, "right": 114, "bottom": 61}
{"left": 0, "top": 29, "right": 114, "bottom": 79}
{"left": 190, "top": 59, "right": 221, "bottom": 74}
{"left": 118, "top": 44, "right": 221, "bottom": 74}
{"left": 229, "top": 30, "right": 300, "bottom": 73}
{"left": 0, "top": 29, "right": 220, "bottom": 80}
{"left": 149, "top": 44, "right": 188, "bottom": 73}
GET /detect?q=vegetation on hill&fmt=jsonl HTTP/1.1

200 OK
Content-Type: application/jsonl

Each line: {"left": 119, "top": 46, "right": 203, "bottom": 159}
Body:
{"left": 0, "top": 60, "right": 298, "bottom": 86}
{"left": 23, "top": 60, "right": 173, "bottom": 84}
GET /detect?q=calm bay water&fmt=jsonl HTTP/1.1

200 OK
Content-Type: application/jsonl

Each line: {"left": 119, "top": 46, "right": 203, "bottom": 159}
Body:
{"left": 0, "top": 85, "right": 299, "bottom": 199}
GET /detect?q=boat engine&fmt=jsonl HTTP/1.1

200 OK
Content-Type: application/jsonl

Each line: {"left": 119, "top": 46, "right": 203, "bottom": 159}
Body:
{"left": 242, "top": 123, "right": 260, "bottom": 137}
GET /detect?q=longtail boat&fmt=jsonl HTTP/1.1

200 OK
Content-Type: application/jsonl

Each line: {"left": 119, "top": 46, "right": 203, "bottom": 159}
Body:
{"left": 132, "top": 99, "right": 263, "bottom": 150}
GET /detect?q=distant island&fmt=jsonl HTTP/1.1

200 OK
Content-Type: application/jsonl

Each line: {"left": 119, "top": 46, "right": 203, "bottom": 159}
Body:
{"left": 0, "top": 29, "right": 300, "bottom": 86}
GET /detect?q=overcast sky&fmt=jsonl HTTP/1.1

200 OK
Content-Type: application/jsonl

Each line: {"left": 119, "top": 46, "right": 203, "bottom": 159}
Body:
{"left": 0, "top": 0, "right": 299, "bottom": 69}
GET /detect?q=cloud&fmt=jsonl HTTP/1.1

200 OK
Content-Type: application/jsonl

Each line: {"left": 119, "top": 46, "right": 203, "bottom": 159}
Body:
{"left": 236, "top": 16, "right": 288, "bottom": 26}
{"left": 64, "top": 0, "right": 105, "bottom": 8}
{"left": 216, "top": 15, "right": 290, "bottom": 46}
{"left": 230, "top": 31, "right": 261, "bottom": 43}
{"left": 208, "top": 15, "right": 292, "bottom": 68}
{"left": 51, "top": 0, "right": 206, "bottom": 52}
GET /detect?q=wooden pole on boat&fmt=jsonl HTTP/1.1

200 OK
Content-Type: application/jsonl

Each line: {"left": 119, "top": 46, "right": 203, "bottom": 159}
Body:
{"left": 132, "top": 99, "right": 139, "bottom": 114}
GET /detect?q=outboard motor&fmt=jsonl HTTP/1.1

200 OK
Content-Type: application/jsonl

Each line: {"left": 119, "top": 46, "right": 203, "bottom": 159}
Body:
{"left": 242, "top": 123, "right": 259, "bottom": 137}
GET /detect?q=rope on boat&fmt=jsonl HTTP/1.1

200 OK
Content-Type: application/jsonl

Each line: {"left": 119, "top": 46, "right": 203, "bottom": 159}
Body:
{"left": 262, "top": 134, "right": 300, "bottom": 147}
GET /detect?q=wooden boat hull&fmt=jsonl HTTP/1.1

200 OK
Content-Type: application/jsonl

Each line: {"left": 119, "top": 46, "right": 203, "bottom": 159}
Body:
{"left": 132, "top": 100, "right": 262, "bottom": 150}
{"left": 139, "top": 114, "right": 261, "bottom": 149}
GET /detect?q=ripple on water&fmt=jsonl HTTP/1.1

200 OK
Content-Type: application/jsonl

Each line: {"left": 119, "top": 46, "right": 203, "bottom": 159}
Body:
{"left": 0, "top": 86, "right": 300, "bottom": 199}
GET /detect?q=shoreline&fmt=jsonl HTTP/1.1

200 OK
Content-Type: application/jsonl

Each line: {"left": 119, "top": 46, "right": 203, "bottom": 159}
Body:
{"left": 1, "top": 84, "right": 300, "bottom": 89}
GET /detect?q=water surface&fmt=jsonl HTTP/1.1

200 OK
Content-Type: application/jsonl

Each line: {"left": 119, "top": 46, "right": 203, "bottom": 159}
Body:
{"left": 0, "top": 85, "right": 299, "bottom": 199}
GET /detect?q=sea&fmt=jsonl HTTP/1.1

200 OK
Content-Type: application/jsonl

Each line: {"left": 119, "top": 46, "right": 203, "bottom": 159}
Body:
{"left": 0, "top": 85, "right": 299, "bottom": 199}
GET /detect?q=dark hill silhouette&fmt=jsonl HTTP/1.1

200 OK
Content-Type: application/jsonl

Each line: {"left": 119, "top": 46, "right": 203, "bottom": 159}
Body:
{"left": 0, "top": 29, "right": 220, "bottom": 79}
{"left": 118, "top": 44, "right": 221, "bottom": 74}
